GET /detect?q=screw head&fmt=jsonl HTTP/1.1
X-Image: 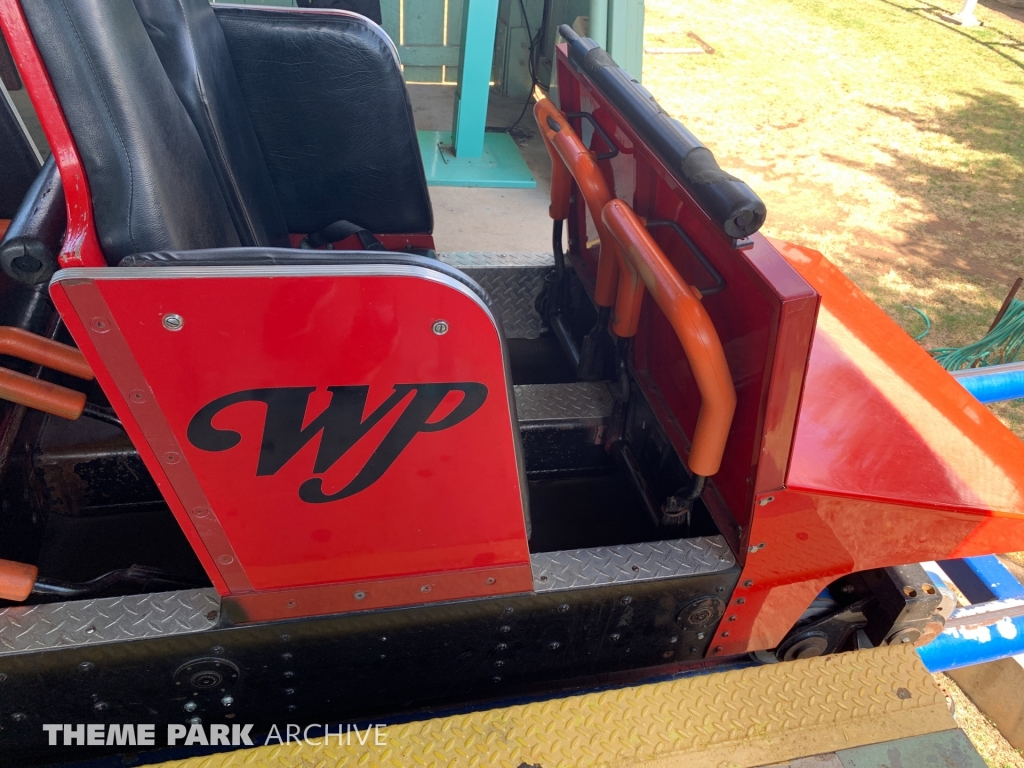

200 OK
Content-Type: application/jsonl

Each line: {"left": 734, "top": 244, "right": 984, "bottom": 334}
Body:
{"left": 485, "top": 577, "right": 496, "bottom": 585}
{"left": 548, "top": 641, "right": 561, "bottom": 650}
{"left": 192, "top": 507, "right": 209, "bottom": 518}
{"left": 129, "top": 389, "right": 148, "bottom": 403}
{"left": 183, "top": 701, "right": 197, "bottom": 713}
{"left": 78, "top": 662, "right": 94, "bottom": 672}
{"left": 11, "top": 712, "right": 27, "bottom": 722}
{"left": 162, "top": 313, "right": 184, "bottom": 331}
{"left": 221, "top": 696, "right": 234, "bottom": 707}
{"left": 420, "top": 585, "right": 432, "bottom": 593}
{"left": 743, "top": 580, "right": 754, "bottom": 588}
{"left": 218, "top": 554, "right": 234, "bottom": 565}
{"left": 432, "top": 320, "right": 449, "bottom": 335}
{"left": 188, "top": 716, "right": 202, "bottom": 725}
{"left": 621, "top": 596, "right": 632, "bottom": 605}
{"left": 558, "top": 603, "right": 569, "bottom": 613}
{"left": 496, "top": 643, "right": 508, "bottom": 651}
{"left": 609, "top": 633, "right": 621, "bottom": 641}
{"left": 164, "top": 452, "right": 181, "bottom": 464}
{"left": 353, "top": 591, "right": 366, "bottom": 600}
{"left": 90, "top": 317, "right": 110, "bottom": 333}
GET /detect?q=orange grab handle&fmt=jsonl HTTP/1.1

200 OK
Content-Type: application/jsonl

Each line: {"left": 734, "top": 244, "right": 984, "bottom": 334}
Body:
{"left": 0, "top": 366, "right": 87, "bottom": 420}
{"left": 0, "top": 327, "right": 93, "bottom": 380}
{"left": 0, "top": 558, "right": 37, "bottom": 601}
{"left": 534, "top": 99, "right": 621, "bottom": 310}
{"left": 602, "top": 199, "right": 737, "bottom": 477}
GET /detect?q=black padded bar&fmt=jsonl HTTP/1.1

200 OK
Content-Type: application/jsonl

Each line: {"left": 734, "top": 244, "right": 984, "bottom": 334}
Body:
{"left": 559, "top": 24, "right": 766, "bottom": 239}
{"left": 0, "top": 156, "right": 65, "bottom": 285}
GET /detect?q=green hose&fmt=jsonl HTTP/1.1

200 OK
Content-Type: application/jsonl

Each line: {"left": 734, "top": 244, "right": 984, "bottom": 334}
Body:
{"left": 927, "top": 298, "right": 1024, "bottom": 371}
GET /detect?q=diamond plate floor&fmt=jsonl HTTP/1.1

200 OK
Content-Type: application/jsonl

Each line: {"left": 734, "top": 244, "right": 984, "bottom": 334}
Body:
{"left": 154, "top": 644, "right": 954, "bottom": 768}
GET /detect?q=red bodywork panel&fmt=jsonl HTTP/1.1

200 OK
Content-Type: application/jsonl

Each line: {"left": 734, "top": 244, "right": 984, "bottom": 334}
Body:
{"left": 556, "top": 45, "right": 1024, "bottom": 656}
{"left": 51, "top": 267, "right": 532, "bottom": 618}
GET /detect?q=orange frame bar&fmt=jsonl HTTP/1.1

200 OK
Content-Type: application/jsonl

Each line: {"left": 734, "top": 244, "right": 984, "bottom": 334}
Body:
{"left": 602, "top": 199, "right": 737, "bottom": 477}
{"left": 535, "top": 99, "right": 635, "bottom": 320}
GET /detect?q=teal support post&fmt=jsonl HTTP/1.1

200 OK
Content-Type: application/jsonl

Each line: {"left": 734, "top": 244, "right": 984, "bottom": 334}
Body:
{"left": 418, "top": 0, "right": 536, "bottom": 186}
{"left": 588, "top": 0, "right": 608, "bottom": 48}
{"left": 451, "top": 0, "right": 500, "bottom": 158}
{"left": 606, "top": 0, "right": 643, "bottom": 81}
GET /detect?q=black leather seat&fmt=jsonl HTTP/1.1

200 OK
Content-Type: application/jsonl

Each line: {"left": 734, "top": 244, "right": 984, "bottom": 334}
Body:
{"left": 22, "top": 0, "right": 431, "bottom": 264}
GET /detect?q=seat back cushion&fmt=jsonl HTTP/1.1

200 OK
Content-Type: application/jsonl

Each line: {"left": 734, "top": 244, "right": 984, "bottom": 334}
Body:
{"left": 132, "top": 0, "right": 290, "bottom": 248}
{"left": 214, "top": 5, "right": 433, "bottom": 235}
{"left": 22, "top": 0, "right": 241, "bottom": 263}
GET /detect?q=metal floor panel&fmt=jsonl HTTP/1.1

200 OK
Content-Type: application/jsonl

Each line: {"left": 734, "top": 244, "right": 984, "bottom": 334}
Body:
{"left": 531, "top": 536, "right": 735, "bottom": 591}
{"left": 155, "top": 644, "right": 954, "bottom": 768}
{"left": 514, "top": 381, "right": 613, "bottom": 424}
{"left": 439, "top": 252, "right": 553, "bottom": 339}
{"left": 0, "top": 588, "right": 219, "bottom": 656}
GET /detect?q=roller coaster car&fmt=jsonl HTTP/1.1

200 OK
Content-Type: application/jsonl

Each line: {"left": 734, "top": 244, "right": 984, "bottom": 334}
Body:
{"left": 0, "top": 0, "right": 1022, "bottom": 763}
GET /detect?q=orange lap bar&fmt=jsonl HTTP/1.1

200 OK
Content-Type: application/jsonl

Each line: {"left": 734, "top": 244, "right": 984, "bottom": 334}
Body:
{"left": 0, "top": 365, "right": 87, "bottom": 420}
{"left": 0, "top": 557, "right": 37, "bottom": 601}
{"left": 0, "top": 326, "right": 93, "bottom": 380}
{"left": 534, "top": 99, "right": 631, "bottom": 315}
{"left": 602, "top": 199, "right": 737, "bottom": 477}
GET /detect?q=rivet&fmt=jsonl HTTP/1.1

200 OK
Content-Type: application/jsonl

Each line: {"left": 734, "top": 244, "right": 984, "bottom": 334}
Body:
{"left": 721, "top": 631, "right": 730, "bottom": 638}
{"left": 485, "top": 577, "right": 496, "bottom": 585}
{"left": 286, "top": 705, "right": 297, "bottom": 712}
{"left": 736, "top": 597, "right": 746, "bottom": 605}
{"left": 285, "top": 688, "right": 295, "bottom": 696}
{"left": 221, "top": 696, "right": 234, "bottom": 707}
{"left": 183, "top": 701, "right": 197, "bottom": 713}
{"left": 281, "top": 635, "right": 291, "bottom": 643}
{"left": 79, "top": 662, "right": 94, "bottom": 672}
{"left": 420, "top": 585, "right": 432, "bottom": 593}
{"left": 496, "top": 643, "right": 508, "bottom": 651}
{"left": 492, "top": 676, "right": 502, "bottom": 683}
{"left": 218, "top": 554, "right": 234, "bottom": 565}
{"left": 696, "top": 632, "right": 705, "bottom": 640}
{"left": 549, "top": 641, "right": 561, "bottom": 650}
{"left": 495, "top": 659, "right": 505, "bottom": 667}
{"left": 743, "top": 580, "right": 754, "bottom": 588}
{"left": 10, "top": 712, "right": 26, "bottom": 722}
{"left": 621, "top": 596, "right": 632, "bottom": 605}
{"left": 211, "top": 646, "right": 224, "bottom": 654}
{"left": 284, "top": 671, "right": 294, "bottom": 678}
{"left": 432, "top": 320, "right": 449, "bottom": 335}
{"left": 162, "top": 313, "right": 184, "bottom": 331}
{"left": 669, "top": 636, "right": 678, "bottom": 643}
{"left": 286, "top": 600, "right": 297, "bottom": 608}
{"left": 353, "top": 591, "right": 366, "bottom": 600}
{"left": 558, "top": 603, "right": 569, "bottom": 613}
{"left": 713, "top": 646, "right": 723, "bottom": 654}
{"left": 282, "top": 652, "right": 293, "bottom": 660}
{"left": 499, "top": 625, "right": 511, "bottom": 633}
{"left": 90, "top": 317, "right": 110, "bottom": 333}
{"left": 609, "top": 633, "right": 621, "bottom": 641}
{"left": 188, "top": 716, "right": 202, "bottom": 725}
{"left": 728, "top": 615, "right": 737, "bottom": 622}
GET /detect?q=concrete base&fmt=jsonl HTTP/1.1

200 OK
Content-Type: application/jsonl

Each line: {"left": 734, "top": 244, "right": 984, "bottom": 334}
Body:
{"left": 408, "top": 83, "right": 555, "bottom": 253}
{"left": 949, "top": 657, "right": 1024, "bottom": 749}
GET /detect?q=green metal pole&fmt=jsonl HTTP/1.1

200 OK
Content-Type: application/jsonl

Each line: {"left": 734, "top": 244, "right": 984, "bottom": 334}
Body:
{"left": 589, "top": 0, "right": 608, "bottom": 48}
{"left": 452, "top": 0, "right": 501, "bottom": 158}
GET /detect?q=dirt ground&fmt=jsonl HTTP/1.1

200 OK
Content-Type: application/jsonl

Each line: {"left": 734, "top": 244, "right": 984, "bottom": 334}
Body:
{"left": 641, "top": 2, "right": 1024, "bottom": 764}
{"left": 644, "top": 0, "right": 1024, "bottom": 434}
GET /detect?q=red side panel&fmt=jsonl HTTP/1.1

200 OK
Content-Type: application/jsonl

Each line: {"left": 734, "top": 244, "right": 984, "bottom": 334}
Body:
{"left": 50, "top": 266, "right": 531, "bottom": 620}
{"left": 554, "top": 48, "right": 819, "bottom": 548}
{"left": 718, "top": 240, "right": 1024, "bottom": 656}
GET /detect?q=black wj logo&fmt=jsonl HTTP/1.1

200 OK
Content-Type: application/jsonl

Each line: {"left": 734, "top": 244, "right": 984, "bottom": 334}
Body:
{"left": 187, "top": 384, "right": 487, "bottom": 503}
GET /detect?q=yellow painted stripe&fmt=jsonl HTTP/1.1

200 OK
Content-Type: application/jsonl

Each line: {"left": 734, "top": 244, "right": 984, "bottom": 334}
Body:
{"left": 157, "top": 644, "right": 952, "bottom": 768}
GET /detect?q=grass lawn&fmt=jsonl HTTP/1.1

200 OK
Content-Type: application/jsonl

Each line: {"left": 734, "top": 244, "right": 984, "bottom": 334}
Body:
{"left": 641, "top": 2, "right": 1024, "bottom": 764}
{"left": 643, "top": 0, "right": 1024, "bottom": 435}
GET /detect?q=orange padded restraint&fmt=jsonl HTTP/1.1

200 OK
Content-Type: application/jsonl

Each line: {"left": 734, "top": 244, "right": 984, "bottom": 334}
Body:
{"left": 602, "top": 199, "right": 737, "bottom": 476}
{"left": 0, "top": 558, "right": 37, "bottom": 602}
{"left": 534, "top": 99, "right": 630, "bottom": 315}
{"left": 0, "top": 328, "right": 94, "bottom": 420}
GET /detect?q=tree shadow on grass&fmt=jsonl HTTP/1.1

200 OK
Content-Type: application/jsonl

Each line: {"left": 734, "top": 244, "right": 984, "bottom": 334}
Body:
{"left": 822, "top": 89, "right": 1024, "bottom": 289}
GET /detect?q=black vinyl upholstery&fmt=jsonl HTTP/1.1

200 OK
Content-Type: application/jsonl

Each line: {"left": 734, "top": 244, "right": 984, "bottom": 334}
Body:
{"left": 134, "top": 0, "right": 290, "bottom": 248}
{"left": 22, "top": 0, "right": 241, "bottom": 261}
{"left": 0, "top": 87, "right": 39, "bottom": 219}
{"left": 22, "top": 0, "right": 431, "bottom": 265}
{"left": 214, "top": 5, "right": 432, "bottom": 235}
